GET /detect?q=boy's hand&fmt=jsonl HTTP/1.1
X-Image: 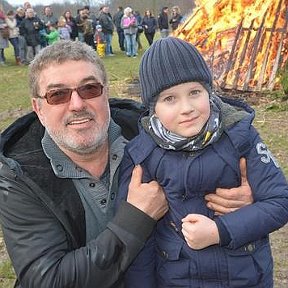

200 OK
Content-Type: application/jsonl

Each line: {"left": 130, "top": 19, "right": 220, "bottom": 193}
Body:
{"left": 182, "top": 214, "right": 219, "bottom": 249}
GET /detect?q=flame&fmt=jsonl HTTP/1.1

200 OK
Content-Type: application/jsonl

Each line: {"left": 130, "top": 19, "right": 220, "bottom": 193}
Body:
{"left": 174, "top": 0, "right": 288, "bottom": 91}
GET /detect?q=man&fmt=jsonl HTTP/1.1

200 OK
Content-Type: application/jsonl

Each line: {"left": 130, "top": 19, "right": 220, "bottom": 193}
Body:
{"left": 15, "top": 7, "right": 27, "bottom": 64}
{"left": 98, "top": 5, "right": 114, "bottom": 56}
{"left": 19, "top": 8, "right": 43, "bottom": 63}
{"left": 158, "top": 6, "right": 169, "bottom": 38}
{"left": 0, "top": 41, "right": 252, "bottom": 287}
{"left": 113, "top": 6, "right": 125, "bottom": 51}
{"left": 41, "top": 5, "right": 58, "bottom": 47}
{"left": 41, "top": 5, "right": 58, "bottom": 27}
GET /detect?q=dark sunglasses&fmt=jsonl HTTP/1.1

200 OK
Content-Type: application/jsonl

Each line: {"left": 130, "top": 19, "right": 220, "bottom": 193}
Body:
{"left": 39, "top": 83, "right": 104, "bottom": 105}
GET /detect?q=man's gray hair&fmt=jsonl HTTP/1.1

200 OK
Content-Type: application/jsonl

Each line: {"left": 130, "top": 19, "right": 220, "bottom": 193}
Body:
{"left": 29, "top": 40, "right": 108, "bottom": 99}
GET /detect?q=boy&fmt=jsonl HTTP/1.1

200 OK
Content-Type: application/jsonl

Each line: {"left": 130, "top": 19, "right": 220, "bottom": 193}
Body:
{"left": 117, "top": 37, "right": 288, "bottom": 287}
{"left": 94, "top": 24, "right": 106, "bottom": 57}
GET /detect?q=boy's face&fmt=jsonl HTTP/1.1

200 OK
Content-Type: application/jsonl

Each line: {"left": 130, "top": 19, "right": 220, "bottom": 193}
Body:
{"left": 155, "top": 82, "right": 210, "bottom": 138}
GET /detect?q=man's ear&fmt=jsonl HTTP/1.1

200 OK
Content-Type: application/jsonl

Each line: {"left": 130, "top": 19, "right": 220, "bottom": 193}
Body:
{"left": 32, "top": 98, "right": 45, "bottom": 126}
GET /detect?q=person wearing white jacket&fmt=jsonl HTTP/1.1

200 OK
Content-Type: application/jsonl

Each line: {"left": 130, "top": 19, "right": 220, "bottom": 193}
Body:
{"left": 5, "top": 10, "right": 21, "bottom": 65}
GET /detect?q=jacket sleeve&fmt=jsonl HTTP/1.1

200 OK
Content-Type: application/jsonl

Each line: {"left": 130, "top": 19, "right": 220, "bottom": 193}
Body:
{"left": 5, "top": 18, "right": 16, "bottom": 29}
{"left": 217, "top": 126, "right": 288, "bottom": 249}
{"left": 0, "top": 158, "right": 155, "bottom": 288}
{"left": 117, "top": 148, "right": 157, "bottom": 288}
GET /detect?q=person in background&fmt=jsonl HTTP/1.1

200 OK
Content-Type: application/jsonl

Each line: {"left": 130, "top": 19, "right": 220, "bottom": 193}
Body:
{"left": 158, "top": 6, "right": 169, "bottom": 38}
{"left": 58, "top": 16, "right": 71, "bottom": 40}
{"left": 83, "top": 5, "right": 98, "bottom": 31}
{"left": 75, "top": 8, "right": 86, "bottom": 43}
{"left": 15, "top": 7, "right": 27, "bottom": 64}
{"left": 82, "top": 9, "right": 95, "bottom": 49}
{"left": 121, "top": 7, "right": 137, "bottom": 58}
{"left": 118, "top": 37, "right": 288, "bottom": 288}
{"left": 20, "top": 8, "right": 43, "bottom": 63}
{"left": 169, "top": 5, "right": 183, "bottom": 31}
{"left": 94, "top": 24, "right": 106, "bottom": 57}
{"left": 113, "top": 6, "right": 125, "bottom": 52}
{"left": 63, "top": 10, "right": 78, "bottom": 41}
{"left": 45, "top": 23, "right": 60, "bottom": 45}
{"left": 133, "top": 10, "right": 143, "bottom": 51}
{"left": 5, "top": 10, "right": 21, "bottom": 65}
{"left": 41, "top": 5, "right": 58, "bottom": 47}
{"left": 41, "top": 5, "right": 58, "bottom": 27}
{"left": 0, "top": 40, "right": 168, "bottom": 287}
{"left": 98, "top": 5, "right": 114, "bottom": 56}
{"left": 141, "top": 10, "right": 157, "bottom": 46}
{"left": 23, "top": 2, "right": 32, "bottom": 11}
{"left": 0, "top": 7, "right": 8, "bottom": 66}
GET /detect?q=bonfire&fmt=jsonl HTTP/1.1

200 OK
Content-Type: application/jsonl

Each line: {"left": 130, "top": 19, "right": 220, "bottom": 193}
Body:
{"left": 174, "top": 0, "right": 288, "bottom": 91}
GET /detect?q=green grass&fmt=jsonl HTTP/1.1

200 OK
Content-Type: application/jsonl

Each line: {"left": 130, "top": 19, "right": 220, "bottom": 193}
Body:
{"left": 0, "top": 33, "right": 287, "bottom": 287}
{"left": 0, "top": 34, "right": 154, "bottom": 120}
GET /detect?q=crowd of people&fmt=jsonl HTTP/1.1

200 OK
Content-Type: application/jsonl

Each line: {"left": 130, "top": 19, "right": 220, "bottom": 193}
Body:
{"left": 0, "top": 2, "right": 184, "bottom": 65}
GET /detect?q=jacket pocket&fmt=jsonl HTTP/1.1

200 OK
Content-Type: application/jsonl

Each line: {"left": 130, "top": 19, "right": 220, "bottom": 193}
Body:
{"left": 156, "top": 237, "right": 190, "bottom": 287}
{"left": 225, "top": 238, "right": 273, "bottom": 287}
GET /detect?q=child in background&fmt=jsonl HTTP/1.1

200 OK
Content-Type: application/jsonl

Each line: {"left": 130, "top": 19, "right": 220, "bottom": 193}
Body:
{"left": 58, "top": 16, "right": 71, "bottom": 40}
{"left": 94, "top": 24, "right": 105, "bottom": 57}
{"left": 45, "top": 23, "right": 59, "bottom": 45}
{"left": 117, "top": 37, "right": 288, "bottom": 287}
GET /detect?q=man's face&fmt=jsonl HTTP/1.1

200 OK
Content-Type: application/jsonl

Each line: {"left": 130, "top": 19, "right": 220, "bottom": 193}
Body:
{"left": 26, "top": 9, "right": 34, "bottom": 18}
{"left": 32, "top": 60, "right": 110, "bottom": 156}
{"left": 44, "top": 7, "right": 52, "bottom": 16}
{"left": 103, "top": 6, "right": 109, "bottom": 13}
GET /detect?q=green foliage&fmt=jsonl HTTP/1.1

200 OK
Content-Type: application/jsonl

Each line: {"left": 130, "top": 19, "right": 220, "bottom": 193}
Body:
{"left": 278, "top": 61, "right": 288, "bottom": 97}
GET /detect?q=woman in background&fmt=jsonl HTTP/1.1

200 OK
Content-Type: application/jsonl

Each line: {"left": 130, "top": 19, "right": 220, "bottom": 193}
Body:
{"left": 169, "top": 6, "right": 183, "bottom": 31}
{"left": 5, "top": 10, "right": 21, "bottom": 65}
{"left": 142, "top": 10, "right": 157, "bottom": 46}
{"left": 0, "top": 7, "right": 9, "bottom": 65}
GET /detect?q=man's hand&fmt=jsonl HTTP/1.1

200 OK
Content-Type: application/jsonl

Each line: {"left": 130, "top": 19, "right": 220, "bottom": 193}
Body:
{"left": 127, "top": 165, "right": 168, "bottom": 220}
{"left": 205, "top": 158, "right": 253, "bottom": 215}
{"left": 182, "top": 214, "right": 219, "bottom": 249}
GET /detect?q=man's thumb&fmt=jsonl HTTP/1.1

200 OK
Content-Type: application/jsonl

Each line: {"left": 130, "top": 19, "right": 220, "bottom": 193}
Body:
{"left": 130, "top": 165, "right": 143, "bottom": 188}
{"left": 240, "top": 157, "right": 248, "bottom": 186}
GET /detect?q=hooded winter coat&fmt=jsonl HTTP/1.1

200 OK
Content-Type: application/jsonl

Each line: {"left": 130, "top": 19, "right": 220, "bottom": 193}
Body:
{"left": 118, "top": 96, "right": 288, "bottom": 288}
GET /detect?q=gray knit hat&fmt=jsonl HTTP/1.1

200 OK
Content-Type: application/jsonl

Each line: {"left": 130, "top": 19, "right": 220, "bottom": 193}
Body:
{"left": 139, "top": 37, "right": 212, "bottom": 108}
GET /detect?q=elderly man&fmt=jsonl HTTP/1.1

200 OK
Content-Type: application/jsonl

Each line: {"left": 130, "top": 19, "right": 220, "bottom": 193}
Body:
{"left": 0, "top": 41, "right": 252, "bottom": 288}
{"left": 19, "top": 8, "right": 43, "bottom": 62}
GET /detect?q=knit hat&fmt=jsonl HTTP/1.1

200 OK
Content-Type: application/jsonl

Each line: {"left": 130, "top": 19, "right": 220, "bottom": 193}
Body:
{"left": 139, "top": 37, "right": 212, "bottom": 108}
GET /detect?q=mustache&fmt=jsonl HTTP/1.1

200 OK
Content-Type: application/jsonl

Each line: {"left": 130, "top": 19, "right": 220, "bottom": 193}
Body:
{"left": 64, "top": 110, "right": 96, "bottom": 124}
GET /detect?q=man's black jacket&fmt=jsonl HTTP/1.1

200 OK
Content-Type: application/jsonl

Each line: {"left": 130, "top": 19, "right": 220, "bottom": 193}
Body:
{"left": 0, "top": 98, "right": 155, "bottom": 288}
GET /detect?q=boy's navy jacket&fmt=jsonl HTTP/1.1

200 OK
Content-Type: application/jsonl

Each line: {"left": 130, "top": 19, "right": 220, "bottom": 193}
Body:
{"left": 118, "top": 97, "right": 288, "bottom": 288}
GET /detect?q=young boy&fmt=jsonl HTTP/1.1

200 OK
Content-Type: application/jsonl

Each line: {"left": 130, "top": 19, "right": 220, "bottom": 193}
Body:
{"left": 94, "top": 24, "right": 106, "bottom": 57}
{"left": 117, "top": 37, "right": 288, "bottom": 287}
{"left": 45, "top": 23, "right": 60, "bottom": 45}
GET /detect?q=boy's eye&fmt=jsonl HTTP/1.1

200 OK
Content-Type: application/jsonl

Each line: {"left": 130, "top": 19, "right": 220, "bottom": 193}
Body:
{"left": 190, "top": 89, "right": 201, "bottom": 96}
{"left": 163, "top": 95, "right": 175, "bottom": 102}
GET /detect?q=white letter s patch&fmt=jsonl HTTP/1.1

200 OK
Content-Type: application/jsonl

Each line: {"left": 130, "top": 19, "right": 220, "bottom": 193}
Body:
{"left": 256, "top": 142, "right": 280, "bottom": 168}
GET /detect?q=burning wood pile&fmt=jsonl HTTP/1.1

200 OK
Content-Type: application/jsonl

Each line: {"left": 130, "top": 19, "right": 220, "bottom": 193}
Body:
{"left": 174, "top": 0, "right": 288, "bottom": 91}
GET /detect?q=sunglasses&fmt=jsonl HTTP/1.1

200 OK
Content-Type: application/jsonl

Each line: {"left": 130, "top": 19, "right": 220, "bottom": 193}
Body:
{"left": 39, "top": 83, "right": 104, "bottom": 105}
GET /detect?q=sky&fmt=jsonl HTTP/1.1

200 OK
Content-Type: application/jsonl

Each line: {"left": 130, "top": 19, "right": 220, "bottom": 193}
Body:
{"left": 7, "top": 0, "right": 69, "bottom": 6}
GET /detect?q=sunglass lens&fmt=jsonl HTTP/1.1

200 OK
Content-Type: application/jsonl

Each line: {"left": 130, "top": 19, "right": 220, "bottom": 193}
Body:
{"left": 47, "top": 88, "right": 71, "bottom": 105}
{"left": 79, "top": 84, "right": 103, "bottom": 99}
